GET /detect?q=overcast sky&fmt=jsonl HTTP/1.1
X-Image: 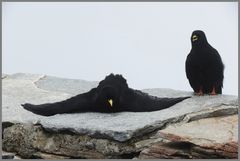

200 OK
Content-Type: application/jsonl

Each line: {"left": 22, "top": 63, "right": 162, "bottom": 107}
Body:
{"left": 2, "top": 2, "right": 238, "bottom": 95}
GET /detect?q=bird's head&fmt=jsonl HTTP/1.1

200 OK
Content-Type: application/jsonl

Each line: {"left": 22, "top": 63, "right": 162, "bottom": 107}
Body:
{"left": 98, "top": 86, "right": 117, "bottom": 108}
{"left": 96, "top": 73, "right": 128, "bottom": 110}
{"left": 191, "top": 30, "right": 208, "bottom": 46}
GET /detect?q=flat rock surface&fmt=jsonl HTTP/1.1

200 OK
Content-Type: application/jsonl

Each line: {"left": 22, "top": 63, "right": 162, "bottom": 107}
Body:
{"left": 2, "top": 73, "right": 238, "bottom": 142}
{"left": 35, "top": 75, "right": 98, "bottom": 95}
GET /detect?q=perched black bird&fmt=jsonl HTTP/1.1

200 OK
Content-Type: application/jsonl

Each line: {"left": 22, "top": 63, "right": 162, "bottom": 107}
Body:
{"left": 22, "top": 74, "right": 190, "bottom": 116}
{"left": 185, "top": 30, "right": 224, "bottom": 95}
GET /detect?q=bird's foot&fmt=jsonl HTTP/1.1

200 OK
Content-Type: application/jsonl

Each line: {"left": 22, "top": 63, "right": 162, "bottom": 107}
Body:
{"left": 210, "top": 87, "right": 217, "bottom": 95}
{"left": 195, "top": 90, "right": 204, "bottom": 96}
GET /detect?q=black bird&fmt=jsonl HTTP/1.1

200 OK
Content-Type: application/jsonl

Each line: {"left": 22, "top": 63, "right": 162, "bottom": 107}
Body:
{"left": 22, "top": 74, "right": 190, "bottom": 116}
{"left": 185, "top": 30, "right": 224, "bottom": 95}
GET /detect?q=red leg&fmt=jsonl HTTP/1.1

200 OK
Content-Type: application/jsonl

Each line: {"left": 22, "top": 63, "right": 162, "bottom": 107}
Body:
{"left": 210, "top": 87, "right": 217, "bottom": 95}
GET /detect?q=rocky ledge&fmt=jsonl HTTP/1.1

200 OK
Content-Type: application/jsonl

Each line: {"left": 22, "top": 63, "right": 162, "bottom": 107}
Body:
{"left": 2, "top": 73, "right": 238, "bottom": 159}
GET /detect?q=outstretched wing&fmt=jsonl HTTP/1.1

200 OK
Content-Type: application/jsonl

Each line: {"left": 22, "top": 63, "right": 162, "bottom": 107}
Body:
{"left": 22, "top": 88, "right": 97, "bottom": 116}
{"left": 120, "top": 89, "right": 190, "bottom": 112}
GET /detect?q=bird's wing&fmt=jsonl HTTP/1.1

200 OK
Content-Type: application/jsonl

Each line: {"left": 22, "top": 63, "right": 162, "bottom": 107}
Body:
{"left": 121, "top": 89, "right": 190, "bottom": 112}
{"left": 21, "top": 88, "right": 97, "bottom": 116}
{"left": 185, "top": 54, "right": 193, "bottom": 79}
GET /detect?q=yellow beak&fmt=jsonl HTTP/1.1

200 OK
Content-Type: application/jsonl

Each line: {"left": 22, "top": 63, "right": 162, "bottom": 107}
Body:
{"left": 192, "top": 35, "right": 198, "bottom": 42}
{"left": 108, "top": 99, "right": 113, "bottom": 107}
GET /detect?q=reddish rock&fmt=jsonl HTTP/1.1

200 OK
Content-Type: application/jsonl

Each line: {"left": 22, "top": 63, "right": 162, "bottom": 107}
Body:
{"left": 139, "top": 115, "right": 238, "bottom": 159}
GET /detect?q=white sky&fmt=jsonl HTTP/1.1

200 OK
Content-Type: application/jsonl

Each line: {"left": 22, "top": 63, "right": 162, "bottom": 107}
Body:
{"left": 2, "top": 2, "right": 238, "bottom": 95}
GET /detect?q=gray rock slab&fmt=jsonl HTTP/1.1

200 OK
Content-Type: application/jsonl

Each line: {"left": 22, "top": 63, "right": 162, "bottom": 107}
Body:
{"left": 2, "top": 73, "right": 72, "bottom": 123}
{"left": 2, "top": 73, "right": 238, "bottom": 142}
{"left": 40, "top": 96, "right": 238, "bottom": 142}
{"left": 35, "top": 75, "right": 98, "bottom": 95}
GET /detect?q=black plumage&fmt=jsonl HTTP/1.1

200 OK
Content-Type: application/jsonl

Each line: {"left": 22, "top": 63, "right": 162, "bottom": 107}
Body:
{"left": 185, "top": 30, "right": 224, "bottom": 95}
{"left": 22, "top": 74, "right": 190, "bottom": 116}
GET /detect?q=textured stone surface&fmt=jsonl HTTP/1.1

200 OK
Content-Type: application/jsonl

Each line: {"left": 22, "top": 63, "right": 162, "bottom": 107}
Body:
{"left": 139, "top": 115, "right": 238, "bottom": 159}
{"left": 2, "top": 124, "right": 137, "bottom": 159}
{"left": 2, "top": 151, "right": 22, "bottom": 159}
{"left": 2, "top": 73, "right": 238, "bottom": 142}
{"left": 2, "top": 73, "right": 239, "bottom": 159}
{"left": 2, "top": 151, "right": 15, "bottom": 159}
{"left": 159, "top": 115, "right": 238, "bottom": 145}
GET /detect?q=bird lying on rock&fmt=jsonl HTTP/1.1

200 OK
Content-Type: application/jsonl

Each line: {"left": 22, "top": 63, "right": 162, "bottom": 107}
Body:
{"left": 22, "top": 74, "right": 190, "bottom": 116}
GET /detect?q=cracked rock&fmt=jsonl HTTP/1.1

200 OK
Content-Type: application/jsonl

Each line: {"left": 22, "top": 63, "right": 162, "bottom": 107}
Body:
{"left": 2, "top": 73, "right": 238, "bottom": 159}
{"left": 139, "top": 115, "right": 238, "bottom": 159}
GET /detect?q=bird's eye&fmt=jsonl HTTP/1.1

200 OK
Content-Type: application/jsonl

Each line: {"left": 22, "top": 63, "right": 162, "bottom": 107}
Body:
{"left": 192, "top": 35, "right": 198, "bottom": 42}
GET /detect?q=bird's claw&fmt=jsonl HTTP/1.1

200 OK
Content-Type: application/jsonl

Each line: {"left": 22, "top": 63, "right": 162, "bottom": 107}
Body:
{"left": 210, "top": 87, "right": 217, "bottom": 95}
{"left": 195, "top": 89, "right": 204, "bottom": 96}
